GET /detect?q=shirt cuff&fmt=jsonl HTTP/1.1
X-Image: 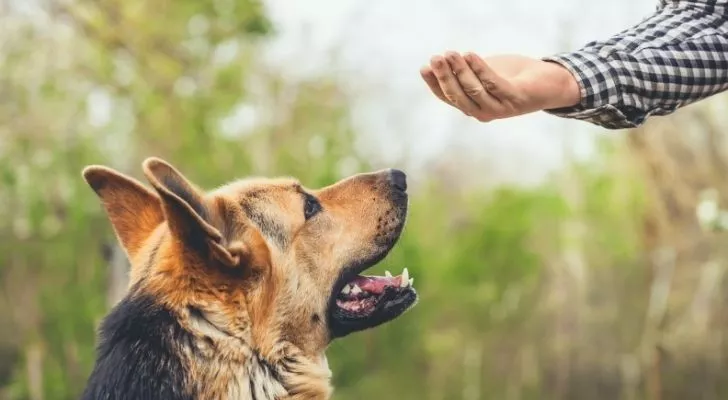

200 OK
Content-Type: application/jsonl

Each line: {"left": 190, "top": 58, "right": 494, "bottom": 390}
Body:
{"left": 542, "top": 51, "right": 641, "bottom": 130}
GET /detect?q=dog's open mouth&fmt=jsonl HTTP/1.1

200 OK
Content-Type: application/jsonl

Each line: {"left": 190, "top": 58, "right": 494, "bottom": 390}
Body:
{"left": 335, "top": 269, "right": 413, "bottom": 313}
{"left": 329, "top": 268, "right": 417, "bottom": 338}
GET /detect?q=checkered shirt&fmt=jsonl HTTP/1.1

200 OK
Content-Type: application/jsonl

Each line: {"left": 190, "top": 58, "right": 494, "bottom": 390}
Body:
{"left": 543, "top": 0, "right": 728, "bottom": 129}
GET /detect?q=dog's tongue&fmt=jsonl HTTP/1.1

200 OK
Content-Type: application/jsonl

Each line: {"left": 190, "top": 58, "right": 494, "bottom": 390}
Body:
{"left": 351, "top": 275, "right": 402, "bottom": 294}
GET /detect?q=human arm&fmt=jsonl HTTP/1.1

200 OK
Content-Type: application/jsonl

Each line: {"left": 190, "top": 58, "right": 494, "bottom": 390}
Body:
{"left": 421, "top": 53, "right": 581, "bottom": 122}
{"left": 422, "top": 0, "right": 728, "bottom": 129}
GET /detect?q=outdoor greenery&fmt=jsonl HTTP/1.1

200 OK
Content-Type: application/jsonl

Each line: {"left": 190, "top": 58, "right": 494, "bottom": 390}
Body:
{"left": 2, "top": 1, "right": 728, "bottom": 399}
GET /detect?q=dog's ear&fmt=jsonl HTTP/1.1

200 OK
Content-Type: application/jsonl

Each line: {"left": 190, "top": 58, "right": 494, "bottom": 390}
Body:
{"left": 142, "top": 157, "right": 244, "bottom": 268}
{"left": 82, "top": 166, "right": 165, "bottom": 260}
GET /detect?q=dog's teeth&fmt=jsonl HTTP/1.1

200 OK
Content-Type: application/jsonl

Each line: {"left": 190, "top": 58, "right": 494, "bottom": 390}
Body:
{"left": 400, "top": 268, "right": 409, "bottom": 287}
{"left": 409, "top": 278, "right": 414, "bottom": 286}
{"left": 385, "top": 270, "right": 392, "bottom": 278}
{"left": 351, "top": 284, "right": 362, "bottom": 295}
{"left": 341, "top": 285, "right": 351, "bottom": 295}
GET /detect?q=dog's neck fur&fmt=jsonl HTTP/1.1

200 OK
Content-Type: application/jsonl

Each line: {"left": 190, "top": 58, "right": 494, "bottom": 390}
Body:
{"left": 124, "top": 229, "right": 334, "bottom": 399}
{"left": 83, "top": 288, "right": 332, "bottom": 400}
{"left": 180, "top": 304, "right": 333, "bottom": 399}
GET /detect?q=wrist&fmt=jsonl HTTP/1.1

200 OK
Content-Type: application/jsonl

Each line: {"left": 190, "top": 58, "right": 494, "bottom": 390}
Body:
{"left": 517, "top": 60, "right": 581, "bottom": 111}
{"left": 546, "top": 61, "right": 581, "bottom": 109}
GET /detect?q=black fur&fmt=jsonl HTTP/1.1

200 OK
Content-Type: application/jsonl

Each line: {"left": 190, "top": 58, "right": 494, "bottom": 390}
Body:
{"left": 81, "top": 290, "right": 193, "bottom": 400}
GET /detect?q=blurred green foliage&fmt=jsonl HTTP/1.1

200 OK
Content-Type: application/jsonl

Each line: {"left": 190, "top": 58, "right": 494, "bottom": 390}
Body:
{"left": 2, "top": 1, "right": 728, "bottom": 399}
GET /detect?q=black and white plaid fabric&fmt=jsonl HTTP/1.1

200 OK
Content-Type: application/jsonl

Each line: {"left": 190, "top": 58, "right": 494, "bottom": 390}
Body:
{"left": 543, "top": 0, "right": 728, "bottom": 129}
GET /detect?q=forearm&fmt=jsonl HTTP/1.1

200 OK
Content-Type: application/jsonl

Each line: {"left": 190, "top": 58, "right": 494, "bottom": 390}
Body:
{"left": 543, "top": 0, "right": 728, "bottom": 129}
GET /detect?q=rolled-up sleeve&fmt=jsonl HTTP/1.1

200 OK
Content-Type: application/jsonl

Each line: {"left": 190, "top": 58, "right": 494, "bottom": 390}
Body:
{"left": 543, "top": 0, "right": 728, "bottom": 129}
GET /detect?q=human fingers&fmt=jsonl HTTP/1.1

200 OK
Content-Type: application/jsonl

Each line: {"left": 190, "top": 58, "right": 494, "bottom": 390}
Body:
{"left": 464, "top": 52, "right": 518, "bottom": 103}
{"left": 430, "top": 54, "right": 480, "bottom": 116}
{"left": 419, "top": 65, "right": 453, "bottom": 106}
{"left": 445, "top": 52, "right": 503, "bottom": 116}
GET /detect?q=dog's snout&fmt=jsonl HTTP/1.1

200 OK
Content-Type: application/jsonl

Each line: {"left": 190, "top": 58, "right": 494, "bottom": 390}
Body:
{"left": 387, "top": 169, "right": 407, "bottom": 192}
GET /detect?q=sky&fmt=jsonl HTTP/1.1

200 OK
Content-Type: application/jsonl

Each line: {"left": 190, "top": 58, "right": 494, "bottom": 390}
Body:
{"left": 262, "top": 0, "right": 657, "bottom": 185}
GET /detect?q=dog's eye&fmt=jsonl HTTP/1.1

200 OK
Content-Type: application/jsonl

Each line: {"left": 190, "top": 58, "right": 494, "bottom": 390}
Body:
{"left": 303, "top": 193, "right": 322, "bottom": 220}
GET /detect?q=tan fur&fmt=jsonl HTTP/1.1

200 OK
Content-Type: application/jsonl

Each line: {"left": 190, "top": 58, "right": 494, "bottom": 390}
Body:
{"left": 83, "top": 157, "right": 407, "bottom": 399}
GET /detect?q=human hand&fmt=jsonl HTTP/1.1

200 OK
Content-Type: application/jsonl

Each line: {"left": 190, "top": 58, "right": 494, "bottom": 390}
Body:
{"left": 420, "top": 52, "right": 580, "bottom": 122}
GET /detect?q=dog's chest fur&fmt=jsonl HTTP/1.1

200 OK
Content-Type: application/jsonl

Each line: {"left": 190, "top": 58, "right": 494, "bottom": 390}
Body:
{"left": 186, "top": 336, "right": 289, "bottom": 399}
{"left": 182, "top": 305, "right": 288, "bottom": 399}
{"left": 188, "top": 355, "right": 288, "bottom": 399}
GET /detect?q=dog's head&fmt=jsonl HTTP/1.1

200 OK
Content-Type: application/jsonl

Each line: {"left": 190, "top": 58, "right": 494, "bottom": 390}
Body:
{"left": 82, "top": 157, "right": 416, "bottom": 360}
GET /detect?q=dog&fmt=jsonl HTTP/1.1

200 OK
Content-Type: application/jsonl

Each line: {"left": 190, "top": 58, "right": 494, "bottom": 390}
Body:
{"left": 79, "top": 157, "right": 417, "bottom": 400}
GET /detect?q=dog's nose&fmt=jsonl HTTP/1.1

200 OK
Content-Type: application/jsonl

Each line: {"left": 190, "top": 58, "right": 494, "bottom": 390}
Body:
{"left": 387, "top": 169, "right": 407, "bottom": 192}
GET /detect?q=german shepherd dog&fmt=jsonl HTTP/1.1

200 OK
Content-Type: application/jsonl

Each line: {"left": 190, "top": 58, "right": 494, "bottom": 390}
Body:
{"left": 80, "top": 157, "right": 417, "bottom": 399}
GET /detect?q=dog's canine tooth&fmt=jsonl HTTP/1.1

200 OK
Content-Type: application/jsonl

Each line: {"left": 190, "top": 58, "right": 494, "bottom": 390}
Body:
{"left": 351, "top": 284, "right": 362, "bottom": 295}
{"left": 400, "top": 268, "right": 409, "bottom": 287}
{"left": 385, "top": 270, "right": 392, "bottom": 278}
{"left": 341, "top": 285, "right": 351, "bottom": 295}
{"left": 409, "top": 278, "right": 414, "bottom": 286}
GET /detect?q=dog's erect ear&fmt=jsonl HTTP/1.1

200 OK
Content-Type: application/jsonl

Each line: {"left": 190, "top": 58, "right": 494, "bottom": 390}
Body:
{"left": 82, "top": 166, "right": 165, "bottom": 260}
{"left": 141, "top": 157, "right": 243, "bottom": 268}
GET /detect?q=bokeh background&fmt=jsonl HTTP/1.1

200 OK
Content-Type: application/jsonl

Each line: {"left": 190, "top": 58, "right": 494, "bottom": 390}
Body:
{"left": 3, "top": 0, "right": 728, "bottom": 399}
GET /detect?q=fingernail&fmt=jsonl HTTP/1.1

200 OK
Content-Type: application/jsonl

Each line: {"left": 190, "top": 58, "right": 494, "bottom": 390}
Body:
{"left": 445, "top": 51, "right": 457, "bottom": 60}
{"left": 431, "top": 56, "right": 444, "bottom": 67}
